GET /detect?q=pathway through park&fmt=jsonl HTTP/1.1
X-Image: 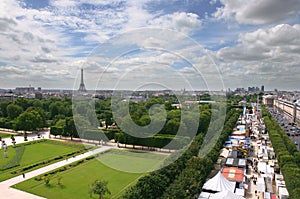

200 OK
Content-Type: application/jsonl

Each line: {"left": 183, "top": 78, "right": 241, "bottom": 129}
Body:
{"left": 1, "top": 132, "right": 171, "bottom": 199}
{"left": 0, "top": 146, "right": 111, "bottom": 199}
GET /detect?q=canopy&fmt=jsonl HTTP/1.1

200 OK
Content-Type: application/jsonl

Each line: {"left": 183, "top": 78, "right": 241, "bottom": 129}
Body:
{"left": 235, "top": 188, "right": 245, "bottom": 197}
{"left": 278, "top": 187, "right": 289, "bottom": 199}
{"left": 225, "top": 158, "right": 246, "bottom": 167}
{"left": 222, "top": 167, "right": 244, "bottom": 182}
{"left": 230, "top": 135, "right": 246, "bottom": 139}
{"left": 198, "top": 192, "right": 213, "bottom": 199}
{"left": 202, "top": 171, "right": 236, "bottom": 193}
{"left": 257, "top": 162, "right": 267, "bottom": 173}
{"left": 239, "top": 138, "right": 250, "bottom": 144}
{"left": 220, "top": 148, "right": 229, "bottom": 158}
{"left": 257, "top": 162, "right": 274, "bottom": 175}
{"left": 257, "top": 177, "right": 265, "bottom": 192}
{"left": 211, "top": 190, "right": 245, "bottom": 199}
{"left": 236, "top": 125, "right": 246, "bottom": 131}
{"left": 232, "top": 130, "right": 246, "bottom": 136}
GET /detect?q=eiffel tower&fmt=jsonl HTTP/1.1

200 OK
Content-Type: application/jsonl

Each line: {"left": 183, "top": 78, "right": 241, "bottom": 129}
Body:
{"left": 78, "top": 68, "right": 87, "bottom": 92}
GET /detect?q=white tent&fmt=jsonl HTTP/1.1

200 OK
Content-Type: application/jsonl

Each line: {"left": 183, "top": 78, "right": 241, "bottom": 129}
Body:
{"left": 257, "top": 177, "right": 265, "bottom": 192}
{"left": 257, "top": 162, "right": 267, "bottom": 173}
{"left": 220, "top": 148, "right": 229, "bottom": 158}
{"left": 211, "top": 190, "right": 245, "bottom": 199}
{"left": 198, "top": 192, "right": 213, "bottom": 199}
{"left": 278, "top": 187, "right": 289, "bottom": 199}
{"left": 202, "top": 171, "right": 236, "bottom": 193}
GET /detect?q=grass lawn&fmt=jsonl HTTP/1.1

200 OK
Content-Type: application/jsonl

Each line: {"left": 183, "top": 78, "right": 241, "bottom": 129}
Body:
{"left": 14, "top": 150, "right": 168, "bottom": 199}
{"left": 0, "top": 140, "right": 86, "bottom": 181}
{"left": 98, "top": 149, "right": 167, "bottom": 173}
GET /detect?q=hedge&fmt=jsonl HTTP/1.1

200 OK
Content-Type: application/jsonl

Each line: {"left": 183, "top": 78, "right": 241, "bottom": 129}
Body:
{"left": 122, "top": 106, "right": 241, "bottom": 199}
{"left": 263, "top": 106, "right": 300, "bottom": 199}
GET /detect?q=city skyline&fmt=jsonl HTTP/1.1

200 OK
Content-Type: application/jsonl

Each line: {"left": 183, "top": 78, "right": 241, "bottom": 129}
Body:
{"left": 0, "top": 0, "right": 299, "bottom": 91}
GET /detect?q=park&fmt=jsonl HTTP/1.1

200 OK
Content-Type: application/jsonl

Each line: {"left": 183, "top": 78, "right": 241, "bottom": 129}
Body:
{"left": 12, "top": 148, "right": 167, "bottom": 199}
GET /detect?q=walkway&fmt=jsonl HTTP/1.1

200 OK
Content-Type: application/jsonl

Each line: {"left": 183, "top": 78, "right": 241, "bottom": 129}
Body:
{"left": 0, "top": 146, "right": 111, "bottom": 199}
{"left": 0, "top": 131, "right": 172, "bottom": 198}
{"left": 1, "top": 130, "right": 50, "bottom": 147}
{"left": 246, "top": 139, "right": 259, "bottom": 199}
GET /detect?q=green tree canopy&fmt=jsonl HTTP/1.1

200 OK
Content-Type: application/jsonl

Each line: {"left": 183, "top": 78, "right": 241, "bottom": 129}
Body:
{"left": 89, "top": 180, "right": 111, "bottom": 199}
{"left": 7, "top": 104, "right": 23, "bottom": 119}
{"left": 14, "top": 110, "right": 43, "bottom": 131}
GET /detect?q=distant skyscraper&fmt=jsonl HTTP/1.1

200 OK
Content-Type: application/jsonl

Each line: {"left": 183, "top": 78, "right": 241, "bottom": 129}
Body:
{"left": 78, "top": 68, "right": 87, "bottom": 92}
{"left": 261, "top": 85, "right": 264, "bottom": 92}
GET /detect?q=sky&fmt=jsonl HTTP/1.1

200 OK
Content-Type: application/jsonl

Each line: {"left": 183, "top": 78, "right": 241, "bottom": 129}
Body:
{"left": 0, "top": 0, "right": 299, "bottom": 91}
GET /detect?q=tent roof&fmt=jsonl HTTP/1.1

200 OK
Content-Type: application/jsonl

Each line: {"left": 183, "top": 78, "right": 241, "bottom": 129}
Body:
{"left": 202, "top": 171, "right": 236, "bottom": 192}
{"left": 198, "top": 192, "right": 213, "bottom": 199}
{"left": 257, "top": 177, "right": 265, "bottom": 192}
{"left": 211, "top": 190, "right": 245, "bottom": 199}
{"left": 222, "top": 167, "right": 244, "bottom": 182}
{"left": 220, "top": 148, "right": 230, "bottom": 158}
{"left": 225, "top": 158, "right": 246, "bottom": 167}
{"left": 232, "top": 130, "right": 246, "bottom": 136}
{"left": 278, "top": 187, "right": 289, "bottom": 196}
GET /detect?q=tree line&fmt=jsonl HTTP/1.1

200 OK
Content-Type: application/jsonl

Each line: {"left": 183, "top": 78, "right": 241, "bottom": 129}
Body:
{"left": 262, "top": 107, "right": 300, "bottom": 199}
{"left": 122, "top": 106, "right": 241, "bottom": 198}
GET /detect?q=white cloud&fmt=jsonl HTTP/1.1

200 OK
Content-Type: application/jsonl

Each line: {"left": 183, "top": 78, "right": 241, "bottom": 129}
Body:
{"left": 149, "top": 12, "right": 201, "bottom": 34}
{"left": 216, "top": 24, "right": 300, "bottom": 90}
{"left": 214, "top": 0, "right": 300, "bottom": 24}
{"left": 0, "top": 0, "right": 298, "bottom": 90}
{"left": 218, "top": 24, "right": 300, "bottom": 61}
{"left": 50, "top": 0, "right": 78, "bottom": 8}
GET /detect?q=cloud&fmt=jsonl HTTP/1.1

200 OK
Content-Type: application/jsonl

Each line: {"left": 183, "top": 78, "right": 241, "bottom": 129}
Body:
{"left": 149, "top": 12, "right": 201, "bottom": 34}
{"left": 217, "top": 24, "right": 300, "bottom": 61}
{"left": 49, "top": 0, "right": 78, "bottom": 8}
{"left": 0, "top": 0, "right": 298, "bottom": 90}
{"left": 31, "top": 54, "right": 58, "bottom": 63}
{"left": 214, "top": 0, "right": 300, "bottom": 24}
{"left": 215, "top": 24, "right": 300, "bottom": 90}
{"left": 0, "top": 17, "right": 17, "bottom": 31}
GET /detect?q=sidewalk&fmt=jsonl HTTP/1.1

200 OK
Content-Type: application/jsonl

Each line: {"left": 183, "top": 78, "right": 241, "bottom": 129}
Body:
{"left": 0, "top": 146, "right": 111, "bottom": 199}
{"left": 246, "top": 140, "right": 259, "bottom": 199}
{"left": 0, "top": 132, "right": 172, "bottom": 198}
{"left": 1, "top": 130, "right": 50, "bottom": 147}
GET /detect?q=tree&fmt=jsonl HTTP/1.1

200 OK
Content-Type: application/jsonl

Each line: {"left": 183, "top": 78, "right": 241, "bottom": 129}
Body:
{"left": 43, "top": 176, "right": 50, "bottom": 186}
{"left": 14, "top": 110, "right": 43, "bottom": 140}
{"left": 57, "top": 176, "right": 63, "bottom": 185}
{"left": 15, "top": 98, "right": 31, "bottom": 110}
{"left": 50, "top": 126, "right": 64, "bottom": 138}
{"left": 64, "top": 117, "right": 77, "bottom": 139}
{"left": 89, "top": 180, "right": 111, "bottom": 199}
{"left": 0, "top": 101, "right": 10, "bottom": 117}
{"left": 26, "top": 107, "right": 48, "bottom": 127}
{"left": 7, "top": 104, "right": 23, "bottom": 119}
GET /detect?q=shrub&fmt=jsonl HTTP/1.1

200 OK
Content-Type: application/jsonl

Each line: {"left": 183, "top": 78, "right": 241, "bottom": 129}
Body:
{"left": 43, "top": 176, "right": 50, "bottom": 186}
{"left": 279, "top": 155, "right": 295, "bottom": 167}
{"left": 34, "top": 176, "right": 42, "bottom": 181}
{"left": 290, "top": 188, "right": 300, "bottom": 199}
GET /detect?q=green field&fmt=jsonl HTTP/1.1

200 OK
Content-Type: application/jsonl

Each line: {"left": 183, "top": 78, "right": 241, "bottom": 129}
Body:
{"left": 98, "top": 149, "right": 167, "bottom": 173}
{"left": 0, "top": 140, "right": 86, "bottom": 181}
{"left": 14, "top": 149, "right": 168, "bottom": 199}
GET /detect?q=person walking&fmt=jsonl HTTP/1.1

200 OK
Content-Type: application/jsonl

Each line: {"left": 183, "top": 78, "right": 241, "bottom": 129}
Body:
{"left": 22, "top": 173, "right": 25, "bottom": 178}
